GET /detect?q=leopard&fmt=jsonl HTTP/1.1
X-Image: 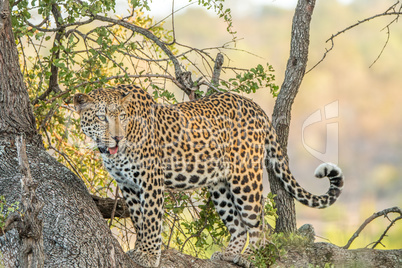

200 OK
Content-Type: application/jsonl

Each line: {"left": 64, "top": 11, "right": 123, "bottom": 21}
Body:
{"left": 73, "top": 84, "right": 344, "bottom": 268}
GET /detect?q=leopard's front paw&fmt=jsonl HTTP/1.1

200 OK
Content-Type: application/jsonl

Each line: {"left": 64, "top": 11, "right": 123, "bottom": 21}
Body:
{"left": 233, "top": 254, "right": 255, "bottom": 268}
{"left": 127, "top": 248, "right": 160, "bottom": 268}
{"left": 210, "top": 251, "right": 224, "bottom": 261}
{"left": 210, "top": 251, "right": 255, "bottom": 268}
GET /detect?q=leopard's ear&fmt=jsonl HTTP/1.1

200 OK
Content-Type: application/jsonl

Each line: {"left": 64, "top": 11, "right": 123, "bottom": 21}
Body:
{"left": 121, "top": 92, "right": 133, "bottom": 105}
{"left": 73, "top": 93, "right": 94, "bottom": 113}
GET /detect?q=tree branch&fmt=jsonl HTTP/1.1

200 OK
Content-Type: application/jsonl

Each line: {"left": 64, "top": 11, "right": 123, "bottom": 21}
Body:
{"left": 0, "top": 0, "right": 38, "bottom": 140}
{"left": 370, "top": 215, "right": 402, "bottom": 249}
{"left": 276, "top": 242, "right": 402, "bottom": 267}
{"left": 207, "top": 52, "right": 224, "bottom": 94}
{"left": 24, "top": 17, "right": 94, "bottom": 33}
{"left": 326, "top": 12, "right": 401, "bottom": 43}
{"left": 32, "top": 4, "right": 63, "bottom": 106}
{"left": 343, "top": 206, "right": 402, "bottom": 249}
{"left": 308, "top": 1, "right": 402, "bottom": 72}
{"left": 108, "top": 185, "right": 121, "bottom": 227}
{"left": 90, "top": 13, "right": 194, "bottom": 97}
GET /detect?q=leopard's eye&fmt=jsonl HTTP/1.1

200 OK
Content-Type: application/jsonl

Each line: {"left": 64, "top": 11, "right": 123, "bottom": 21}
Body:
{"left": 119, "top": 113, "right": 126, "bottom": 120}
{"left": 97, "top": 114, "right": 107, "bottom": 121}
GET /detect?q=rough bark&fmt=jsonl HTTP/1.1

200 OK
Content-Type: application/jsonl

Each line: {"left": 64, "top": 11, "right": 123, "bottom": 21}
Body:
{"left": 15, "top": 136, "right": 45, "bottom": 268}
{"left": 268, "top": 0, "right": 315, "bottom": 233}
{"left": 274, "top": 243, "right": 402, "bottom": 268}
{"left": 0, "top": 0, "right": 39, "bottom": 145}
{"left": 207, "top": 53, "right": 224, "bottom": 94}
{"left": 130, "top": 249, "right": 238, "bottom": 268}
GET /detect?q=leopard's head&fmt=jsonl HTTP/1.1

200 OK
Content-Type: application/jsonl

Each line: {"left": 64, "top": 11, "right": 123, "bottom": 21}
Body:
{"left": 74, "top": 89, "right": 131, "bottom": 157}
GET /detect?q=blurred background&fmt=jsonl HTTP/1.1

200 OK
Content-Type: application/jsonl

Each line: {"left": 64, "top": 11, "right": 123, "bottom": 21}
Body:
{"left": 134, "top": 0, "right": 402, "bottom": 249}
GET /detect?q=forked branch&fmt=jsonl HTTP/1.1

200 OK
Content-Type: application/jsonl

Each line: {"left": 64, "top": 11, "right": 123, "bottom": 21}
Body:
{"left": 90, "top": 13, "right": 194, "bottom": 97}
{"left": 308, "top": 1, "right": 402, "bottom": 72}
{"left": 343, "top": 206, "right": 402, "bottom": 249}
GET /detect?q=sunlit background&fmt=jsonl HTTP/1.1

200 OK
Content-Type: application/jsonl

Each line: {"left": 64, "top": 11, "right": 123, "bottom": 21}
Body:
{"left": 130, "top": 0, "right": 402, "bottom": 249}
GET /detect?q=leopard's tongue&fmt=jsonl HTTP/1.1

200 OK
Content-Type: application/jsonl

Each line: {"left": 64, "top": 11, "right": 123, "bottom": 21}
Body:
{"left": 108, "top": 146, "right": 118, "bottom": 155}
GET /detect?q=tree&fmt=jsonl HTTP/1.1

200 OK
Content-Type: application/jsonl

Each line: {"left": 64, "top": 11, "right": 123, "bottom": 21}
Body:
{"left": 267, "top": 0, "right": 313, "bottom": 233}
{"left": 1, "top": 0, "right": 402, "bottom": 267}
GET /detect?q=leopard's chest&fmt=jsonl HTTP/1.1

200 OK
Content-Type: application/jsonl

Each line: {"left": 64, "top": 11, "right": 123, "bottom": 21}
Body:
{"left": 102, "top": 155, "right": 141, "bottom": 190}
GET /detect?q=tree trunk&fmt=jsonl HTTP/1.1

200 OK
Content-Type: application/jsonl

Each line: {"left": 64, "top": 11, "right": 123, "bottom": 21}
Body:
{"left": 268, "top": 0, "right": 315, "bottom": 233}
{"left": 0, "top": 0, "right": 39, "bottom": 145}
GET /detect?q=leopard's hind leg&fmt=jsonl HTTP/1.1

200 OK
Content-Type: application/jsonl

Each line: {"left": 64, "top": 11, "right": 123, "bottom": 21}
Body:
{"left": 209, "top": 181, "right": 248, "bottom": 262}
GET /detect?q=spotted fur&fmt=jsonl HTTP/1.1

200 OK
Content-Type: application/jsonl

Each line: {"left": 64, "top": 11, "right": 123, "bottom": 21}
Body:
{"left": 74, "top": 85, "right": 344, "bottom": 267}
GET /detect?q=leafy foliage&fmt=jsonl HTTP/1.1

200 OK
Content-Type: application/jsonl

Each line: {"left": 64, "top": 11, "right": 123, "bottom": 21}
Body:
{"left": 250, "top": 242, "right": 280, "bottom": 268}
{"left": 11, "top": 0, "right": 278, "bottom": 257}
{"left": 219, "top": 64, "right": 279, "bottom": 96}
{"left": 250, "top": 227, "right": 314, "bottom": 268}
{"left": 249, "top": 193, "right": 321, "bottom": 267}
{"left": 250, "top": 231, "right": 312, "bottom": 267}
{"left": 162, "top": 189, "right": 229, "bottom": 257}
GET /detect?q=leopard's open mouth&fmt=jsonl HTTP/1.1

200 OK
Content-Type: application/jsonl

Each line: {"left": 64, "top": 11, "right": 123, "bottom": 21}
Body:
{"left": 108, "top": 146, "right": 118, "bottom": 155}
{"left": 98, "top": 145, "right": 119, "bottom": 155}
{"left": 96, "top": 136, "right": 120, "bottom": 155}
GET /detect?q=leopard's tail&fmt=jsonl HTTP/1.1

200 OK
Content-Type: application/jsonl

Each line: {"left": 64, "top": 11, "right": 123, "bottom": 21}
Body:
{"left": 265, "top": 126, "right": 344, "bottom": 209}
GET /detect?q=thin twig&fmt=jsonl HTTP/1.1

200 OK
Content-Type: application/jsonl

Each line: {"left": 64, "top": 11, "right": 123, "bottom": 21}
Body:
{"left": 90, "top": 13, "right": 190, "bottom": 95}
{"left": 370, "top": 3, "right": 401, "bottom": 67}
{"left": 166, "top": 0, "right": 176, "bottom": 46}
{"left": 306, "top": 38, "right": 334, "bottom": 74}
{"left": 370, "top": 215, "right": 402, "bottom": 249}
{"left": 308, "top": 1, "right": 402, "bottom": 72}
{"left": 72, "top": 73, "right": 184, "bottom": 91}
{"left": 343, "top": 206, "right": 402, "bottom": 249}
{"left": 369, "top": 25, "right": 391, "bottom": 68}
{"left": 166, "top": 213, "right": 178, "bottom": 249}
{"left": 43, "top": 130, "right": 95, "bottom": 192}
{"left": 24, "top": 17, "right": 94, "bottom": 33}
{"left": 38, "top": 104, "right": 58, "bottom": 132}
{"left": 108, "top": 185, "right": 120, "bottom": 228}
{"left": 180, "top": 214, "right": 208, "bottom": 252}
{"left": 149, "top": 1, "right": 195, "bottom": 30}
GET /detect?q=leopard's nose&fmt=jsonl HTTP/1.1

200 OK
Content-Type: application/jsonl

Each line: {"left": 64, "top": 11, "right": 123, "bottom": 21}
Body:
{"left": 112, "top": 136, "right": 124, "bottom": 142}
